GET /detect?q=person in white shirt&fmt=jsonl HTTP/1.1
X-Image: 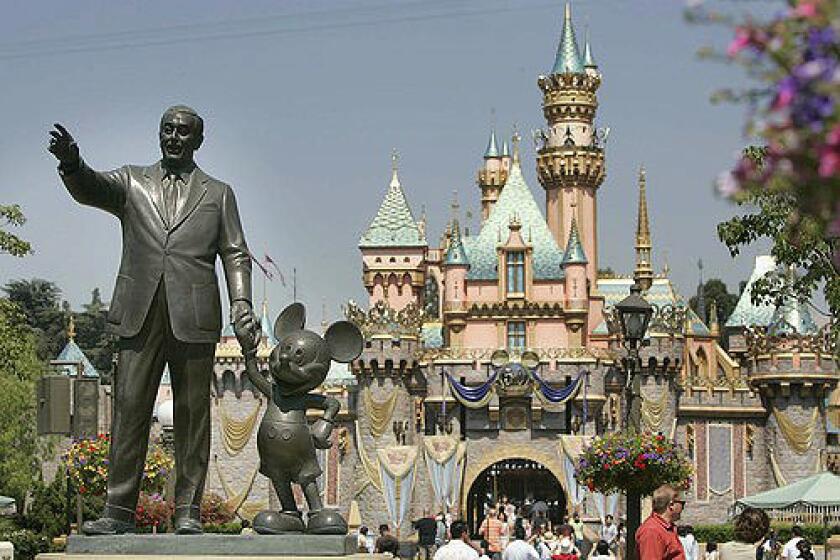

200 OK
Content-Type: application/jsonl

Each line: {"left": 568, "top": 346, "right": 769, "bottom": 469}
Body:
{"left": 600, "top": 515, "right": 618, "bottom": 555}
{"left": 781, "top": 526, "right": 804, "bottom": 560}
{"left": 434, "top": 521, "right": 479, "bottom": 560}
{"left": 503, "top": 525, "right": 540, "bottom": 560}
{"left": 678, "top": 525, "right": 700, "bottom": 560}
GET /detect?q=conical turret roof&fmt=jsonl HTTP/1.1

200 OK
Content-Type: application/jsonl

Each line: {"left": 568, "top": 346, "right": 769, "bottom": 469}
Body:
{"left": 359, "top": 161, "right": 427, "bottom": 248}
{"left": 445, "top": 220, "right": 470, "bottom": 266}
{"left": 561, "top": 214, "right": 588, "bottom": 265}
{"left": 551, "top": 3, "right": 584, "bottom": 74}
{"left": 484, "top": 129, "right": 500, "bottom": 158}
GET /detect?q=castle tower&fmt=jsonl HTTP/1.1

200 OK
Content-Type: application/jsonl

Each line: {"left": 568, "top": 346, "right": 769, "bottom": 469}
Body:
{"left": 634, "top": 167, "right": 654, "bottom": 291}
{"left": 536, "top": 3, "right": 605, "bottom": 286}
{"left": 442, "top": 212, "right": 470, "bottom": 346}
{"left": 561, "top": 202, "right": 588, "bottom": 344}
{"left": 359, "top": 152, "right": 427, "bottom": 311}
{"left": 477, "top": 129, "right": 509, "bottom": 223}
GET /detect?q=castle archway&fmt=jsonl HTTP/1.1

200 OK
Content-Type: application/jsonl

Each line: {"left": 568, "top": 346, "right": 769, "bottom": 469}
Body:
{"left": 462, "top": 447, "right": 568, "bottom": 537}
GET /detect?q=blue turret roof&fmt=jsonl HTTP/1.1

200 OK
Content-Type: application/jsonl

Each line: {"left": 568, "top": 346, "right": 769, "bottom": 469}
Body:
{"left": 484, "top": 130, "right": 500, "bottom": 158}
{"left": 360, "top": 165, "right": 427, "bottom": 248}
{"left": 464, "top": 161, "right": 565, "bottom": 280}
{"left": 445, "top": 220, "right": 470, "bottom": 266}
{"left": 767, "top": 294, "right": 819, "bottom": 335}
{"left": 501, "top": 140, "right": 510, "bottom": 158}
{"left": 260, "top": 303, "right": 278, "bottom": 346}
{"left": 561, "top": 214, "right": 588, "bottom": 265}
{"left": 552, "top": 3, "right": 584, "bottom": 74}
{"left": 55, "top": 339, "right": 99, "bottom": 378}
{"left": 725, "top": 256, "right": 778, "bottom": 329}
{"left": 583, "top": 30, "right": 597, "bottom": 68}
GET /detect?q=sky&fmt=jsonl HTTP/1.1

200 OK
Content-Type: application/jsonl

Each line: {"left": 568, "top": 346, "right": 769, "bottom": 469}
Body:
{"left": 0, "top": 0, "right": 781, "bottom": 323}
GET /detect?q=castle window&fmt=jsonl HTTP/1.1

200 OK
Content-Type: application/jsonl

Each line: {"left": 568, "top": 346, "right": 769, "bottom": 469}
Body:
{"left": 507, "top": 321, "right": 526, "bottom": 350}
{"left": 506, "top": 251, "right": 525, "bottom": 295}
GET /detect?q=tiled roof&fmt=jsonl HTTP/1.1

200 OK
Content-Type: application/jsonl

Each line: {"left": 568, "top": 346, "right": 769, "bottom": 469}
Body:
{"left": 725, "top": 256, "right": 777, "bottom": 329}
{"left": 768, "top": 296, "right": 818, "bottom": 335}
{"left": 422, "top": 322, "right": 444, "bottom": 349}
{"left": 484, "top": 130, "right": 500, "bottom": 158}
{"left": 592, "top": 277, "right": 710, "bottom": 336}
{"left": 55, "top": 340, "right": 99, "bottom": 378}
{"left": 552, "top": 3, "right": 584, "bottom": 74}
{"left": 465, "top": 161, "right": 565, "bottom": 280}
{"left": 561, "top": 215, "right": 588, "bottom": 265}
{"left": 360, "top": 169, "right": 426, "bottom": 248}
{"left": 445, "top": 220, "right": 470, "bottom": 266}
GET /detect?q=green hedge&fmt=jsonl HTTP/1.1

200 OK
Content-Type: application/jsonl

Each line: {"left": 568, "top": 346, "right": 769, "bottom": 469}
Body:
{"left": 694, "top": 523, "right": 839, "bottom": 546}
{"left": 204, "top": 521, "right": 242, "bottom": 534}
{"left": 0, "top": 528, "right": 50, "bottom": 560}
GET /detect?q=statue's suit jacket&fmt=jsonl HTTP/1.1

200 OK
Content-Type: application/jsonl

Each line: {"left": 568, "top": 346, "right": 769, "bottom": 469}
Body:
{"left": 61, "top": 160, "right": 252, "bottom": 344}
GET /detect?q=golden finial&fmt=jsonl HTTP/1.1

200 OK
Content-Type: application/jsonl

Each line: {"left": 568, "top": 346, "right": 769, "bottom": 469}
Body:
{"left": 709, "top": 301, "right": 720, "bottom": 339}
{"left": 67, "top": 314, "right": 76, "bottom": 342}
{"left": 636, "top": 165, "right": 650, "bottom": 245}
{"left": 511, "top": 124, "right": 521, "bottom": 164}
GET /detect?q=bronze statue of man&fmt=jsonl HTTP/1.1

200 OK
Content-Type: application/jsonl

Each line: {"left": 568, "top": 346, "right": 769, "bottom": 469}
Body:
{"left": 48, "top": 106, "right": 258, "bottom": 535}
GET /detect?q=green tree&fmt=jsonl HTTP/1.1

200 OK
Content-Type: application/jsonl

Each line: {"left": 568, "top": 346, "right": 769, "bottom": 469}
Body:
{"left": 74, "top": 288, "right": 116, "bottom": 374}
{"left": 0, "top": 204, "right": 32, "bottom": 257}
{"left": 3, "top": 279, "right": 66, "bottom": 361}
{"left": 689, "top": 278, "right": 740, "bottom": 326}
{"left": 0, "top": 298, "right": 45, "bottom": 512}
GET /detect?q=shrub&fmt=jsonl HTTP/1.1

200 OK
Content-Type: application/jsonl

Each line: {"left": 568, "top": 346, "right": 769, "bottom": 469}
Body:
{"left": 204, "top": 521, "right": 243, "bottom": 534}
{"left": 200, "top": 492, "right": 235, "bottom": 525}
{"left": 0, "top": 528, "right": 49, "bottom": 560}
{"left": 135, "top": 492, "right": 173, "bottom": 531}
{"left": 693, "top": 523, "right": 833, "bottom": 545}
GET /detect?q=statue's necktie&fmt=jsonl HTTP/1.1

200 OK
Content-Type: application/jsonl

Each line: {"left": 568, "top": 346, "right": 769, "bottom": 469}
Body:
{"left": 165, "top": 175, "right": 181, "bottom": 226}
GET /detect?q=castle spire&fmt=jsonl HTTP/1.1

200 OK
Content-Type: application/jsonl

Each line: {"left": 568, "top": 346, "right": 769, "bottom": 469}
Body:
{"left": 67, "top": 314, "right": 76, "bottom": 342}
{"left": 561, "top": 203, "right": 588, "bottom": 266}
{"left": 709, "top": 299, "right": 720, "bottom": 339}
{"left": 484, "top": 129, "right": 500, "bottom": 158}
{"left": 552, "top": 3, "right": 584, "bottom": 75}
{"left": 696, "top": 259, "right": 707, "bottom": 322}
{"left": 583, "top": 27, "right": 597, "bottom": 68}
{"left": 634, "top": 166, "right": 654, "bottom": 291}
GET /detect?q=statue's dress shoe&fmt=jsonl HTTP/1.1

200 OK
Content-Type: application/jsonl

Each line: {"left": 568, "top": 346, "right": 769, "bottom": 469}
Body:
{"left": 306, "top": 509, "right": 347, "bottom": 535}
{"left": 174, "top": 517, "right": 204, "bottom": 535}
{"left": 81, "top": 517, "right": 136, "bottom": 536}
{"left": 253, "top": 510, "right": 305, "bottom": 534}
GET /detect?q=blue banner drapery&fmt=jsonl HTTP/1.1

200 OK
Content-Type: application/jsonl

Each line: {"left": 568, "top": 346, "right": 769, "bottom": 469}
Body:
{"left": 531, "top": 369, "right": 584, "bottom": 404}
{"left": 445, "top": 370, "right": 498, "bottom": 403}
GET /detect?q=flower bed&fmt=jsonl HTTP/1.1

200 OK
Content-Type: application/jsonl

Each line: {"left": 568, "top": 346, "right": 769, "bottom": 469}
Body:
{"left": 575, "top": 432, "right": 693, "bottom": 496}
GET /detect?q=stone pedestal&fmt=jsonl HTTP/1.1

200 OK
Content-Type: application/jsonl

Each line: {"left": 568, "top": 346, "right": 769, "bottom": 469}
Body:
{"left": 38, "top": 534, "right": 364, "bottom": 558}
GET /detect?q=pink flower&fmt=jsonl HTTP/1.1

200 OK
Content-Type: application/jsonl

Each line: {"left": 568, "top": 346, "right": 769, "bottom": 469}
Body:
{"left": 793, "top": 1, "right": 819, "bottom": 18}
{"left": 819, "top": 147, "right": 840, "bottom": 177}
{"left": 728, "top": 27, "right": 752, "bottom": 57}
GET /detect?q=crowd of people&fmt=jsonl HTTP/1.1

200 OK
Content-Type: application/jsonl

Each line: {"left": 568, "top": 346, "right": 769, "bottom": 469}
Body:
{"left": 355, "top": 487, "right": 817, "bottom": 560}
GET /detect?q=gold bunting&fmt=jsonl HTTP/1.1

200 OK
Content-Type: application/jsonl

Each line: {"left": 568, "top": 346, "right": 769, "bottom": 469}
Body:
{"left": 217, "top": 400, "right": 261, "bottom": 456}
{"left": 772, "top": 406, "right": 818, "bottom": 455}
{"left": 768, "top": 445, "right": 788, "bottom": 487}
{"left": 363, "top": 386, "right": 399, "bottom": 437}
{"left": 213, "top": 455, "right": 260, "bottom": 514}
{"left": 353, "top": 420, "right": 382, "bottom": 494}
{"left": 641, "top": 389, "right": 667, "bottom": 433}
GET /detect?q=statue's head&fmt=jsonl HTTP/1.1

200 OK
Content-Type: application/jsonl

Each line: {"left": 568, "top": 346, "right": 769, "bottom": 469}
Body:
{"left": 159, "top": 105, "right": 203, "bottom": 170}
{"left": 268, "top": 303, "right": 363, "bottom": 396}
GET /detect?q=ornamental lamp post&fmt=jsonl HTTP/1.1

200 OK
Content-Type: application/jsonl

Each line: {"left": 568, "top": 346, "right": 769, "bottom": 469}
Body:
{"left": 614, "top": 283, "right": 653, "bottom": 560}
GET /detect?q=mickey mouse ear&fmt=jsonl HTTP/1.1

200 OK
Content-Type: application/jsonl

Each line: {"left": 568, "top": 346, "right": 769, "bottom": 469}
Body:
{"left": 325, "top": 321, "right": 364, "bottom": 363}
{"left": 274, "top": 303, "right": 306, "bottom": 340}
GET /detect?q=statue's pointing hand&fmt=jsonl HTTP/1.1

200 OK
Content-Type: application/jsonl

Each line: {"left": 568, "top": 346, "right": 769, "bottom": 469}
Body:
{"left": 48, "top": 123, "right": 80, "bottom": 167}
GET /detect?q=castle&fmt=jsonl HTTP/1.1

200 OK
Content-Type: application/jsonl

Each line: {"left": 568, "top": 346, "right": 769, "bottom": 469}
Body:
{"left": 57, "top": 3, "right": 838, "bottom": 532}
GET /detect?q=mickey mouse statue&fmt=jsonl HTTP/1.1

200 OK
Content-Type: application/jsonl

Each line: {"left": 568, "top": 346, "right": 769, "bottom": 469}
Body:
{"left": 235, "top": 302, "right": 363, "bottom": 535}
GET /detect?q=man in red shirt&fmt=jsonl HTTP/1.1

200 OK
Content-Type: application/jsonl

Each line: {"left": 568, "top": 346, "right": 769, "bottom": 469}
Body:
{"left": 479, "top": 509, "right": 504, "bottom": 559}
{"left": 635, "top": 484, "right": 686, "bottom": 560}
